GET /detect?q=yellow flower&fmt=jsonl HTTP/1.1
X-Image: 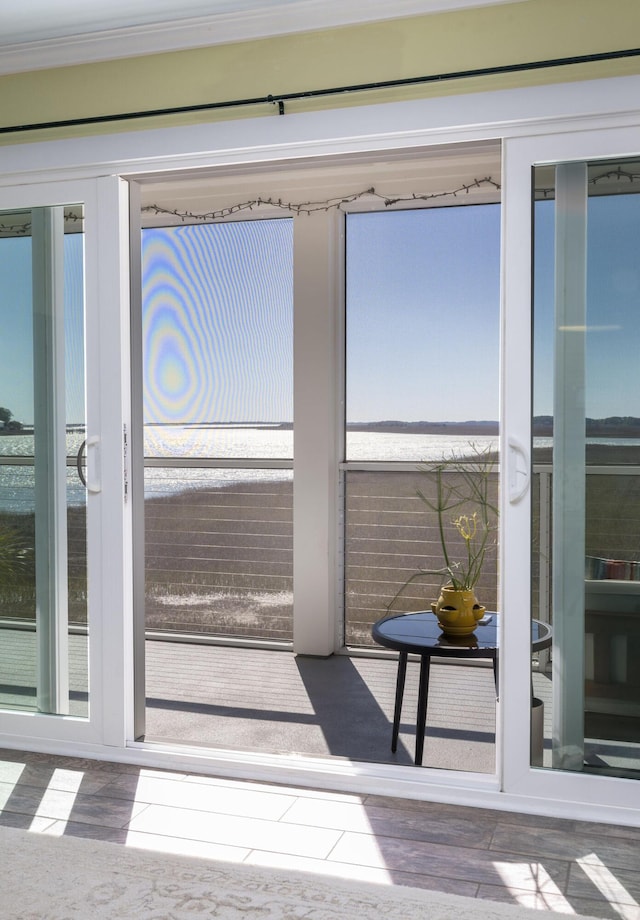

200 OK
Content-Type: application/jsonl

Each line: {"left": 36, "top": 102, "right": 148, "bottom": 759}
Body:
{"left": 454, "top": 512, "right": 477, "bottom": 542}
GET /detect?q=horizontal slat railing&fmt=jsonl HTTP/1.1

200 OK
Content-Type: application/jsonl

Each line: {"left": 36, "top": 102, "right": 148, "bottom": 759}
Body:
{"left": 144, "top": 470, "right": 293, "bottom": 640}
{"left": 343, "top": 468, "right": 500, "bottom": 647}
{"left": 3, "top": 454, "right": 640, "bottom": 648}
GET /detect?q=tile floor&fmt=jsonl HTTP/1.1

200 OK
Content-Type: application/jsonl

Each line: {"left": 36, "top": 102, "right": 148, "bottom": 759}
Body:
{"left": 1, "top": 746, "right": 639, "bottom": 919}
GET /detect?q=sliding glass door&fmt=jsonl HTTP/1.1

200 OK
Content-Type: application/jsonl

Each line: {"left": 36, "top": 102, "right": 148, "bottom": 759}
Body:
{"left": 533, "top": 157, "right": 640, "bottom": 780}
{"left": 0, "top": 177, "right": 131, "bottom": 746}
{"left": 0, "top": 203, "right": 88, "bottom": 717}
{"left": 502, "top": 125, "right": 640, "bottom": 806}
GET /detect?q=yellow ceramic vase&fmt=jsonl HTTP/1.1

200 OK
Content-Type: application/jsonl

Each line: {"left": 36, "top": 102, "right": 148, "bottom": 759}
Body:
{"left": 431, "top": 586, "right": 485, "bottom": 637}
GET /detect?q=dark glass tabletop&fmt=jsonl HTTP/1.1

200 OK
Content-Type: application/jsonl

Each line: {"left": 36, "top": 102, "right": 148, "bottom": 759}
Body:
{"left": 372, "top": 611, "right": 551, "bottom": 657}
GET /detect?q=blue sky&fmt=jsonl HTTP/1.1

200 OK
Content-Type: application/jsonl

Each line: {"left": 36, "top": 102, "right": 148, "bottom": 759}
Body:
{"left": 0, "top": 237, "right": 33, "bottom": 423}
{"left": 142, "top": 219, "right": 293, "bottom": 425}
{"left": 346, "top": 204, "right": 501, "bottom": 423}
{"left": 534, "top": 193, "right": 640, "bottom": 418}
{"left": 1, "top": 193, "right": 639, "bottom": 428}
{"left": 141, "top": 205, "right": 502, "bottom": 426}
{"left": 0, "top": 232, "right": 84, "bottom": 425}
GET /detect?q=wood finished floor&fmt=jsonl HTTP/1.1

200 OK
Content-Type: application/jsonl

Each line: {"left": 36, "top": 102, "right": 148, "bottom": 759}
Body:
{"left": 1, "top": 746, "right": 640, "bottom": 919}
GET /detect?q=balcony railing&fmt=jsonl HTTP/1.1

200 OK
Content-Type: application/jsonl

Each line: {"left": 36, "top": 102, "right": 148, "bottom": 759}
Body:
{"left": 143, "top": 467, "right": 293, "bottom": 641}
{"left": 343, "top": 468, "right": 499, "bottom": 647}
{"left": 2, "top": 456, "right": 640, "bottom": 651}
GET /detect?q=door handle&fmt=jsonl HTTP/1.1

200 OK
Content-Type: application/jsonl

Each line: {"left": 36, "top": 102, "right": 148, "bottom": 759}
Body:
{"left": 85, "top": 435, "right": 101, "bottom": 494}
{"left": 76, "top": 438, "right": 87, "bottom": 487}
{"left": 508, "top": 436, "right": 529, "bottom": 504}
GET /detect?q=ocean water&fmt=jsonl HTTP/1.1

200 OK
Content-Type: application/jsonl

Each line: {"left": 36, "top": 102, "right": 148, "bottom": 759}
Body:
{"left": 0, "top": 425, "right": 635, "bottom": 512}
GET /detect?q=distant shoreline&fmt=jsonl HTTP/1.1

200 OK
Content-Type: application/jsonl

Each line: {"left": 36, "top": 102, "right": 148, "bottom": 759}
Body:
{"left": 347, "top": 421, "right": 498, "bottom": 436}
{"left": 143, "top": 417, "right": 640, "bottom": 437}
{"left": 348, "top": 418, "right": 640, "bottom": 438}
{"left": 3, "top": 417, "right": 640, "bottom": 440}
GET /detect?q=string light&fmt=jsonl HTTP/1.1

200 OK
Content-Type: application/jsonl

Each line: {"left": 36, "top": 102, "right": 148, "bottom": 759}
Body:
{"left": 537, "top": 166, "right": 640, "bottom": 199}
{"left": 2, "top": 166, "right": 638, "bottom": 235}
{"left": 0, "top": 180, "right": 500, "bottom": 235}
{"left": 141, "top": 178, "right": 501, "bottom": 224}
{"left": 0, "top": 210, "right": 84, "bottom": 238}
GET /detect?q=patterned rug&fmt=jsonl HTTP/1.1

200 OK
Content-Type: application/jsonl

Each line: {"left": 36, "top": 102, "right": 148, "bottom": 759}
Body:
{"left": 0, "top": 825, "right": 602, "bottom": 919}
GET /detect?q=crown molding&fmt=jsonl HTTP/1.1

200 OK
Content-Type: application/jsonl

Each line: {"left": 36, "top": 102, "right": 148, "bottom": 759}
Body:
{"left": 0, "top": 0, "right": 526, "bottom": 76}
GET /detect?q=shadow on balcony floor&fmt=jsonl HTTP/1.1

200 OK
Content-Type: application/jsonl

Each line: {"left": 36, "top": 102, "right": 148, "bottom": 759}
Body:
{"left": 143, "top": 642, "right": 497, "bottom": 772}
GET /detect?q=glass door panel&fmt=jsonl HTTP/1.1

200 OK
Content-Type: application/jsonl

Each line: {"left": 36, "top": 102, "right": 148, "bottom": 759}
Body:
{"left": 532, "top": 156, "right": 640, "bottom": 779}
{"left": 344, "top": 204, "right": 501, "bottom": 643}
{"left": 140, "top": 219, "right": 293, "bottom": 646}
{"left": 0, "top": 205, "right": 88, "bottom": 717}
{"left": 344, "top": 202, "right": 501, "bottom": 772}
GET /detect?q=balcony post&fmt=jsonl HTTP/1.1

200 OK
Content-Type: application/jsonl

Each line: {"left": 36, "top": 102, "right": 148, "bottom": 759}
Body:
{"left": 292, "top": 209, "right": 343, "bottom": 656}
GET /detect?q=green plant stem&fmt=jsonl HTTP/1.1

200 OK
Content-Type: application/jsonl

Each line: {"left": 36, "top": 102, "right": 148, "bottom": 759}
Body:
{"left": 386, "top": 445, "right": 498, "bottom": 611}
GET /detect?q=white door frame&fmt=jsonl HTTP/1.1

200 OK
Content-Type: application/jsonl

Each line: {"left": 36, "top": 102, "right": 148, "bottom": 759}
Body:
{"left": 0, "top": 176, "right": 132, "bottom": 749}
{"left": 501, "top": 123, "right": 640, "bottom": 814}
{"left": 1, "top": 76, "right": 640, "bottom": 822}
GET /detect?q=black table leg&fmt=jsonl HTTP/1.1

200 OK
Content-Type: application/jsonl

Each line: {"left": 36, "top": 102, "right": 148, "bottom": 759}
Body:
{"left": 493, "top": 651, "right": 499, "bottom": 701}
{"left": 391, "top": 651, "right": 407, "bottom": 753}
{"left": 415, "top": 654, "right": 431, "bottom": 766}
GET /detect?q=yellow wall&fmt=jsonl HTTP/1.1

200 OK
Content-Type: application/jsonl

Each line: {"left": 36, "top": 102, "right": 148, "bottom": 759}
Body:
{"left": 1, "top": 0, "right": 639, "bottom": 144}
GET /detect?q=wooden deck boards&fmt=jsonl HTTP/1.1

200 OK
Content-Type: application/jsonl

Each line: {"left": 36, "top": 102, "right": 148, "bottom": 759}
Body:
{"left": 3, "top": 630, "right": 639, "bottom": 776}
{"left": 145, "top": 641, "right": 498, "bottom": 771}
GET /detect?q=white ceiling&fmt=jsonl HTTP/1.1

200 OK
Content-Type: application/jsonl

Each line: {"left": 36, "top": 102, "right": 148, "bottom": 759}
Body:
{"left": 0, "top": 0, "right": 525, "bottom": 74}
{"left": 1, "top": 0, "right": 304, "bottom": 44}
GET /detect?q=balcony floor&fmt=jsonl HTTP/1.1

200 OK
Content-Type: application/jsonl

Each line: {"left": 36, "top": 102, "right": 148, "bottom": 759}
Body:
{"left": 3, "top": 629, "right": 639, "bottom": 778}
{"left": 145, "top": 642, "right": 640, "bottom": 780}
{"left": 144, "top": 641, "right": 498, "bottom": 772}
